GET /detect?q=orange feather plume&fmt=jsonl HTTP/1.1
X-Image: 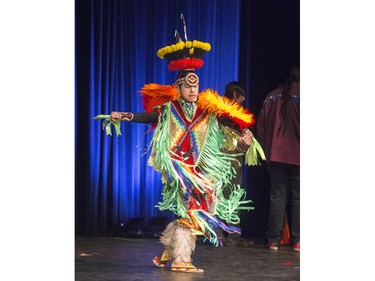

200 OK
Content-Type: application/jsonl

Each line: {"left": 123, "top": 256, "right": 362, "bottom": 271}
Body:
{"left": 140, "top": 83, "right": 180, "bottom": 113}
{"left": 196, "top": 89, "right": 255, "bottom": 129}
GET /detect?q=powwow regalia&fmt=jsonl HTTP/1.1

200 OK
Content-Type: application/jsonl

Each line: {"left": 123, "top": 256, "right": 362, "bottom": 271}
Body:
{"left": 94, "top": 15, "right": 265, "bottom": 273}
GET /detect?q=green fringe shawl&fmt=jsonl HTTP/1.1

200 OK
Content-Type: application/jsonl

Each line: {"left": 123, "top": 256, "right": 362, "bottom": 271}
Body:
{"left": 148, "top": 102, "right": 253, "bottom": 242}
{"left": 93, "top": 104, "right": 263, "bottom": 244}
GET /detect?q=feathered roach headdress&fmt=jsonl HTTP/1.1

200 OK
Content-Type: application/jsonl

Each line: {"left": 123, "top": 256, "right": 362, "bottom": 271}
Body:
{"left": 156, "top": 14, "right": 211, "bottom": 72}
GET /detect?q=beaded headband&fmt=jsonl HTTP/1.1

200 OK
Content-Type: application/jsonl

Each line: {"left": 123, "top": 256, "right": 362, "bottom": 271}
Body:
{"left": 175, "top": 72, "right": 199, "bottom": 87}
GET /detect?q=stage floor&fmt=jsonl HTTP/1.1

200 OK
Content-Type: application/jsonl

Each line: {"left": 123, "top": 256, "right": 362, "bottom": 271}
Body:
{"left": 75, "top": 237, "right": 300, "bottom": 281}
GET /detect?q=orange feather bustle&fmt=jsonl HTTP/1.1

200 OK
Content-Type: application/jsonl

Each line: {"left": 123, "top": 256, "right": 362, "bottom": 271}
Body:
{"left": 196, "top": 89, "right": 255, "bottom": 129}
{"left": 140, "top": 83, "right": 180, "bottom": 113}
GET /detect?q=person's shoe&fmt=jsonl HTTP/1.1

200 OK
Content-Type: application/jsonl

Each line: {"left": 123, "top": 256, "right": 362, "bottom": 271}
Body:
{"left": 170, "top": 262, "right": 204, "bottom": 273}
{"left": 153, "top": 255, "right": 168, "bottom": 268}
{"left": 267, "top": 242, "right": 280, "bottom": 251}
{"left": 153, "top": 249, "right": 170, "bottom": 268}
{"left": 292, "top": 243, "right": 300, "bottom": 252}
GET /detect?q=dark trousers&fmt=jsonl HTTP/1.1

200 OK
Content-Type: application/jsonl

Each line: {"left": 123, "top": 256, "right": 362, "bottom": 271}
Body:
{"left": 266, "top": 161, "right": 300, "bottom": 244}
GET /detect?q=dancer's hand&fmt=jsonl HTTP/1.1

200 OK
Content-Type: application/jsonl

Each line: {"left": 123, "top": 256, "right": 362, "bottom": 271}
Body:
{"left": 110, "top": 111, "right": 133, "bottom": 121}
{"left": 110, "top": 111, "right": 121, "bottom": 121}
{"left": 239, "top": 129, "right": 253, "bottom": 145}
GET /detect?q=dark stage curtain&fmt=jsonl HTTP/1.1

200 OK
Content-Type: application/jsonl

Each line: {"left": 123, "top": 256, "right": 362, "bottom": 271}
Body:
{"left": 239, "top": 0, "right": 300, "bottom": 117}
{"left": 75, "top": 0, "right": 242, "bottom": 236}
{"left": 238, "top": 0, "right": 300, "bottom": 238}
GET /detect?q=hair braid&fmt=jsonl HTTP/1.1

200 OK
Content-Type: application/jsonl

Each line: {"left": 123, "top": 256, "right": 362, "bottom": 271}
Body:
{"left": 277, "top": 66, "right": 300, "bottom": 135}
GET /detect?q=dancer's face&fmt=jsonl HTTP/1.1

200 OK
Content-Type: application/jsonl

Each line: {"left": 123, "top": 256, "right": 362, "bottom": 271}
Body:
{"left": 179, "top": 83, "right": 199, "bottom": 103}
{"left": 234, "top": 92, "right": 245, "bottom": 104}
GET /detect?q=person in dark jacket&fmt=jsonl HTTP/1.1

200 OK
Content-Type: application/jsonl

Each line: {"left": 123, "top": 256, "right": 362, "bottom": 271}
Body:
{"left": 257, "top": 66, "right": 300, "bottom": 252}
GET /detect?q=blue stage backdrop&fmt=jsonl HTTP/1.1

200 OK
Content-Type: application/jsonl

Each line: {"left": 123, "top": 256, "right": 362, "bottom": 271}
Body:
{"left": 75, "top": 0, "right": 241, "bottom": 236}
